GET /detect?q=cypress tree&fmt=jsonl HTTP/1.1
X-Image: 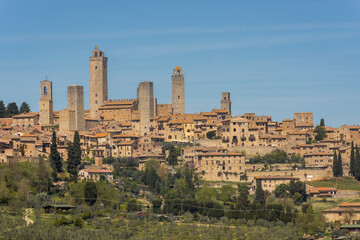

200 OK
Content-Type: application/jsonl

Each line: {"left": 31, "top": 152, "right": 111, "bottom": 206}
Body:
{"left": 332, "top": 150, "right": 338, "bottom": 177}
{"left": 350, "top": 142, "right": 355, "bottom": 176}
{"left": 337, "top": 151, "right": 343, "bottom": 177}
{"left": 320, "top": 118, "right": 325, "bottom": 127}
{"left": 355, "top": 146, "right": 360, "bottom": 181}
{"left": 67, "top": 131, "right": 81, "bottom": 182}
{"left": 254, "top": 179, "right": 266, "bottom": 206}
{"left": 49, "top": 130, "right": 62, "bottom": 180}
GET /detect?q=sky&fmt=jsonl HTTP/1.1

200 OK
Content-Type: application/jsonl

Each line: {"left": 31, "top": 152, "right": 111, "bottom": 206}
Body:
{"left": 0, "top": 0, "right": 360, "bottom": 127}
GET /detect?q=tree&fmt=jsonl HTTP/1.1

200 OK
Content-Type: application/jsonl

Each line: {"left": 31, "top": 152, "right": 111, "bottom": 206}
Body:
{"left": 314, "top": 125, "right": 327, "bottom": 141}
{"left": 19, "top": 102, "right": 31, "bottom": 114}
{"left": 206, "top": 131, "right": 216, "bottom": 139}
{"left": 337, "top": 151, "right": 343, "bottom": 177}
{"left": 6, "top": 102, "right": 18, "bottom": 117}
{"left": 219, "top": 184, "right": 236, "bottom": 202}
{"left": 254, "top": 180, "right": 265, "bottom": 206}
{"left": 355, "top": 146, "right": 360, "bottom": 181}
{"left": 0, "top": 101, "right": 6, "bottom": 118}
{"left": 84, "top": 181, "right": 97, "bottom": 206}
{"left": 37, "top": 156, "right": 52, "bottom": 192}
{"left": 49, "top": 130, "right": 62, "bottom": 180}
{"left": 350, "top": 142, "right": 355, "bottom": 176}
{"left": 167, "top": 145, "right": 178, "bottom": 168}
{"left": 288, "top": 180, "right": 306, "bottom": 203}
{"left": 67, "top": 131, "right": 81, "bottom": 181}
{"left": 320, "top": 118, "right": 325, "bottom": 127}
{"left": 332, "top": 150, "right": 338, "bottom": 177}
{"left": 274, "top": 183, "right": 289, "bottom": 198}
{"left": 195, "top": 185, "right": 217, "bottom": 202}
{"left": 237, "top": 183, "right": 250, "bottom": 209}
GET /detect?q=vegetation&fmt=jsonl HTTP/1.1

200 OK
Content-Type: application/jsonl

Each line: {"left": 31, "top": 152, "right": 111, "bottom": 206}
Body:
{"left": 248, "top": 149, "right": 303, "bottom": 164}
{"left": 314, "top": 126, "right": 327, "bottom": 142}
{"left": 19, "top": 102, "right": 31, "bottom": 114}
{"left": 49, "top": 130, "right": 63, "bottom": 180}
{"left": 307, "top": 177, "right": 360, "bottom": 191}
{"left": 67, "top": 131, "right": 81, "bottom": 181}
{"left": 0, "top": 100, "right": 31, "bottom": 118}
{"left": 333, "top": 151, "right": 343, "bottom": 177}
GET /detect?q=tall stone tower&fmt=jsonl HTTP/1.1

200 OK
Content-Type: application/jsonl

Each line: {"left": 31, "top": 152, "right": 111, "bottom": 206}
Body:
{"left": 172, "top": 66, "right": 185, "bottom": 115}
{"left": 39, "top": 80, "right": 54, "bottom": 125}
{"left": 89, "top": 45, "right": 108, "bottom": 118}
{"left": 67, "top": 85, "right": 85, "bottom": 131}
{"left": 137, "top": 81, "right": 154, "bottom": 136}
{"left": 221, "top": 92, "right": 232, "bottom": 114}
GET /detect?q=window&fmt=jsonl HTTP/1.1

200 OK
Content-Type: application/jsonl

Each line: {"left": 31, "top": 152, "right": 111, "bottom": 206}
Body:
{"left": 44, "top": 86, "right": 48, "bottom": 95}
{"left": 95, "top": 66, "right": 97, "bottom": 69}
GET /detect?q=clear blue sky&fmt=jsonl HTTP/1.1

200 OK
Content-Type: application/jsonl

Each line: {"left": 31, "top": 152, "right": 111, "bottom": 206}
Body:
{"left": 1, "top": 0, "right": 360, "bottom": 127}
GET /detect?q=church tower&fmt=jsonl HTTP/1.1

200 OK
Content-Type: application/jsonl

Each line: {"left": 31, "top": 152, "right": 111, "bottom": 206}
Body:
{"left": 221, "top": 92, "right": 231, "bottom": 115}
{"left": 89, "top": 45, "right": 108, "bottom": 118}
{"left": 172, "top": 66, "right": 185, "bottom": 115}
{"left": 39, "top": 80, "right": 54, "bottom": 125}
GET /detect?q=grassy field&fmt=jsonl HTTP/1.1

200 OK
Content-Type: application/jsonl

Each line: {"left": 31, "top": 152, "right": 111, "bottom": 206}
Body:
{"left": 306, "top": 177, "right": 360, "bottom": 191}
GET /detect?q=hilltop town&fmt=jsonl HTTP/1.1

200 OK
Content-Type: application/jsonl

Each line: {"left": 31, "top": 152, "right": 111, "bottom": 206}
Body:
{"left": 1, "top": 46, "right": 360, "bottom": 238}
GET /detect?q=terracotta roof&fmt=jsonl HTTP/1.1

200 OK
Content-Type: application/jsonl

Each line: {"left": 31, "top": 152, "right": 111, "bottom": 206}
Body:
{"left": 94, "top": 133, "right": 111, "bottom": 138}
{"left": 117, "top": 140, "right": 136, "bottom": 145}
{"left": 13, "top": 112, "right": 39, "bottom": 118}
{"left": 339, "top": 202, "right": 360, "bottom": 207}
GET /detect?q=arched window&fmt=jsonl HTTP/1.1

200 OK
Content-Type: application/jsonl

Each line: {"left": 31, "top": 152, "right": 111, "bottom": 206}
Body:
{"left": 177, "top": 70, "right": 180, "bottom": 75}
{"left": 44, "top": 86, "right": 48, "bottom": 95}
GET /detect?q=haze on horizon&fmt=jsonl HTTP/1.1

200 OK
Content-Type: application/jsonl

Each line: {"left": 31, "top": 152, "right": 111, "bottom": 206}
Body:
{"left": 1, "top": 0, "right": 360, "bottom": 127}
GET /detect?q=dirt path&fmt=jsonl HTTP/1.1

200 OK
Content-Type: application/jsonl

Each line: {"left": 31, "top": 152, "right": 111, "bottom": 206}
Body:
{"left": 24, "top": 209, "right": 34, "bottom": 225}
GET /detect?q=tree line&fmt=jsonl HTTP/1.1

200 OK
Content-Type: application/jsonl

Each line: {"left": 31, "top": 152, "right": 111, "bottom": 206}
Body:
{"left": 0, "top": 100, "right": 31, "bottom": 118}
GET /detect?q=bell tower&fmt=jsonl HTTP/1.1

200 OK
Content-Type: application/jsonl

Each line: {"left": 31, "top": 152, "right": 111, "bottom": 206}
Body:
{"left": 172, "top": 66, "right": 185, "bottom": 115}
{"left": 89, "top": 45, "right": 108, "bottom": 118}
{"left": 221, "top": 92, "right": 231, "bottom": 115}
{"left": 39, "top": 80, "right": 54, "bottom": 125}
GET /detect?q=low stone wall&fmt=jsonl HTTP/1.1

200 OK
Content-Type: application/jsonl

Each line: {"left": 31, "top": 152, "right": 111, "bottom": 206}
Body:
{"left": 245, "top": 167, "right": 332, "bottom": 182}
{"left": 230, "top": 146, "right": 282, "bottom": 157}
{"left": 8, "top": 156, "right": 40, "bottom": 163}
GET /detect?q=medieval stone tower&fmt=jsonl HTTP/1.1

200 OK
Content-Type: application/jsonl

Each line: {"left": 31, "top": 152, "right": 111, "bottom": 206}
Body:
{"left": 39, "top": 80, "right": 54, "bottom": 125}
{"left": 89, "top": 45, "right": 108, "bottom": 118}
{"left": 221, "top": 92, "right": 232, "bottom": 114}
{"left": 172, "top": 66, "right": 185, "bottom": 115}
{"left": 67, "top": 85, "right": 85, "bottom": 131}
{"left": 137, "top": 81, "right": 154, "bottom": 136}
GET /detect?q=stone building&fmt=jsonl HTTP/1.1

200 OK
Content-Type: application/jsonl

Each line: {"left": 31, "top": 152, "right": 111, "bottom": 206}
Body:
{"left": 323, "top": 202, "right": 360, "bottom": 224}
{"left": 98, "top": 99, "right": 138, "bottom": 122}
{"left": 39, "top": 80, "right": 54, "bottom": 125}
{"left": 294, "top": 112, "right": 314, "bottom": 130}
{"left": 67, "top": 85, "right": 85, "bottom": 131}
{"left": 137, "top": 81, "right": 155, "bottom": 136}
{"left": 89, "top": 45, "right": 108, "bottom": 118}
{"left": 172, "top": 66, "right": 185, "bottom": 115}
{"left": 59, "top": 109, "right": 76, "bottom": 131}
{"left": 252, "top": 176, "right": 300, "bottom": 193}
{"left": 220, "top": 92, "right": 231, "bottom": 115}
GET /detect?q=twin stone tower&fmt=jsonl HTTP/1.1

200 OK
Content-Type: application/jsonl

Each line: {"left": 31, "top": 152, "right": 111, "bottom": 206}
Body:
{"left": 39, "top": 46, "right": 187, "bottom": 136}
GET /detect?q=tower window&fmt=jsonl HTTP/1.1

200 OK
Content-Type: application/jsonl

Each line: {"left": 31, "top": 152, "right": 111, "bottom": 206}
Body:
{"left": 95, "top": 93, "right": 97, "bottom": 97}
{"left": 95, "top": 101, "right": 98, "bottom": 104}
{"left": 178, "top": 96, "right": 180, "bottom": 99}
{"left": 177, "top": 70, "right": 180, "bottom": 75}
{"left": 95, "top": 66, "right": 97, "bottom": 69}
{"left": 95, "top": 52, "right": 98, "bottom": 57}
{"left": 44, "top": 86, "right": 48, "bottom": 95}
